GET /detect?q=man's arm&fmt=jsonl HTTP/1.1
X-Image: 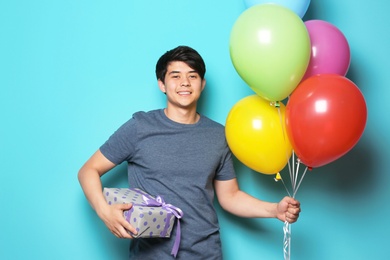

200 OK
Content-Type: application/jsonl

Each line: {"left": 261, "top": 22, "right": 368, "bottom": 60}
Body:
{"left": 78, "top": 149, "right": 137, "bottom": 238}
{"left": 214, "top": 178, "right": 301, "bottom": 223}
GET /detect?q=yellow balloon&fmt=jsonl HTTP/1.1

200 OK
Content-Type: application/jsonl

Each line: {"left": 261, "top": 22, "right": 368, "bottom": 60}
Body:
{"left": 225, "top": 95, "right": 292, "bottom": 174}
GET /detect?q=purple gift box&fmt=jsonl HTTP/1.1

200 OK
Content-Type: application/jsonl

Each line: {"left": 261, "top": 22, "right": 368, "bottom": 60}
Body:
{"left": 103, "top": 188, "right": 183, "bottom": 257}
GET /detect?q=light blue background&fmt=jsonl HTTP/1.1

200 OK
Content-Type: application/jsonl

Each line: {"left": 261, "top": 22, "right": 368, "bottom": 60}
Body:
{"left": 1, "top": 1, "right": 388, "bottom": 259}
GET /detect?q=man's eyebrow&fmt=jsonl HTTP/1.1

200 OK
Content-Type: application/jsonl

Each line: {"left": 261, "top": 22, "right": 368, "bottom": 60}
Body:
{"left": 168, "top": 70, "right": 198, "bottom": 75}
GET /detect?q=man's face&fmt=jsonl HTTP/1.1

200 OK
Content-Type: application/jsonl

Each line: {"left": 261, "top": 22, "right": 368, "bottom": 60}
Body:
{"left": 158, "top": 61, "right": 206, "bottom": 110}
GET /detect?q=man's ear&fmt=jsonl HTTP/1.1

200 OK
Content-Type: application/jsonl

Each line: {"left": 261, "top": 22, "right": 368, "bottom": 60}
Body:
{"left": 157, "top": 79, "right": 166, "bottom": 93}
{"left": 201, "top": 79, "right": 206, "bottom": 92}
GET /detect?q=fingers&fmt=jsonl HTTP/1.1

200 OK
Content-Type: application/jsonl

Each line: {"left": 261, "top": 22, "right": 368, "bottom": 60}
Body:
{"left": 279, "top": 196, "right": 301, "bottom": 223}
{"left": 286, "top": 200, "right": 301, "bottom": 223}
{"left": 117, "top": 203, "right": 133, "bottom": 211}
{"left": 285, "top": 211, "right": 299, "bottom": 223}
{"left": 101, "top": 203, "right": 138, "bottom": 239}
{"left": 114, "top": 204, "right": 138, "bottom": 237}
{"left": 112, "top": 215, "right": 137, "bottom": 239}
{"left": 112, "top": 222, "right": 133, "bottom": 239}
{"left": 283, "top": 196, "right": 300, "bottom": 207}
{"left": 119, "top": 216, "right": 138, "bottom": 237}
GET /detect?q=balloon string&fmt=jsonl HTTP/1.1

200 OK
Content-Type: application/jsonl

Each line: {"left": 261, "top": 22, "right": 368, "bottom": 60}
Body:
{"left": 283, "top": 157, "right": 309, "bottom": 260}
{"left": 293, "top": 157, "right": 300, "bottom": 193}
{"left": 287, "top": 153, "right": 293, "bottom": 184}
{"left": 274, "top": 101, "right": 308, "bottom": 260}
{"left": 275, "top": 105, "right": 293, "bottom": 198}
{"left": 282, "top": 153, "right": 295, "bottom": 260}
{"left": 283, "top": 221, "right": 291, "bottom": 260}
{"left": 279, "top": 175, "right": 292, "bottom": 198}
{"left": 275, "top": 104, "right": 301, "bottom": 197}
{"left": 284, "top": 96, "right": 295, "bottom": 191}
{"left": 291, "top": 152, "right": 296, "bottom": 192}
{"left": 275, "top": 104, "right": 293, "bottom": 186}
{"left": 293, "top": 164, "right": 308, "bottom": 198}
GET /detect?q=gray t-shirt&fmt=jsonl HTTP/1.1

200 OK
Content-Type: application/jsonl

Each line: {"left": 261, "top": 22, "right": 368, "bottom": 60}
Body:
{"left": 100, "top": 109, "right": 236, "bottom": 259}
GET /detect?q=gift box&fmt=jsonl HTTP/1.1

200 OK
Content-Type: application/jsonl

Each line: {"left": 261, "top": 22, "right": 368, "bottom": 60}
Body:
{"left": 103, "top": 188, "right": 183, "bottom": 257}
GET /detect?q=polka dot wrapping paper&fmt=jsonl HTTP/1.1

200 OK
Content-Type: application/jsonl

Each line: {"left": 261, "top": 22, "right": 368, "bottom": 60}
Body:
{"left": 103, "top": 188, "right": 183, "bottom": 240}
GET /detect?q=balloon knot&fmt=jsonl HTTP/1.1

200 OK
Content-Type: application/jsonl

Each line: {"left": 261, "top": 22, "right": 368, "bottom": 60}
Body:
{"left": 269, "top": 101, "right": 280, "bottom": 108}
{"left": 274, "top": 172, "right": 282, "bottom": 182}
{"left": 275, "top": 101, "right": 280, "bottom": 108}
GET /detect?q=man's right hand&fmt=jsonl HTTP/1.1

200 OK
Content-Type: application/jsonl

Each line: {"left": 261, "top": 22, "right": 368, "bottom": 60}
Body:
{"left": 97, "top": 203, "right": 138, "bottom": 239}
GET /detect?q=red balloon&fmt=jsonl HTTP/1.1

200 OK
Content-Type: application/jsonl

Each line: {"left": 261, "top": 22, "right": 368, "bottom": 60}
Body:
{"left": 286, "top": 74, "right": 367, "bottom": 168}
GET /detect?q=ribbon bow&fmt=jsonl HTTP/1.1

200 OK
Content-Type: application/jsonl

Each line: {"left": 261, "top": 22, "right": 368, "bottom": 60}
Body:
{"left": 142, "top": 195, "right": 184, "bottom": 258}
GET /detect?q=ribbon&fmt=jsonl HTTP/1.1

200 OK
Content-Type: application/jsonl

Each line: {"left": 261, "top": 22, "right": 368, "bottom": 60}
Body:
{"left": 141, "top": 194, "right": 184, "bottom": 258}
{"left": 283, "top": 221, "right": 291, "bottom": 260}
{"left": 121, "top": 188, "right": 184, "bottom": 257}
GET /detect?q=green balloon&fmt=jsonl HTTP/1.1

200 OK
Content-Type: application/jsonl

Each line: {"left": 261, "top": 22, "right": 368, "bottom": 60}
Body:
{"left": 230, "top": 4, "right": 311, "bottom": 101}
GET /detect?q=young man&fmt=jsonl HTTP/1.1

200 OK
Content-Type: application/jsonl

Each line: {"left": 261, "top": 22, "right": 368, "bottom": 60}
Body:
{"left": 78, "top": 46, "right": 301, "bottom": 259}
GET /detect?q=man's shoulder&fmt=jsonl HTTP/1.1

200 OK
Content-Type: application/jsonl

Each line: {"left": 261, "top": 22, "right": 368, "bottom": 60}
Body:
{"left": 132, "top": 109, "right": 161, "bottom": 120}
{"left": 130, "top": 109, "right": 167, "bottom": 131}
{"left": 200, "top": 114, "right": 225, "bottom": 129}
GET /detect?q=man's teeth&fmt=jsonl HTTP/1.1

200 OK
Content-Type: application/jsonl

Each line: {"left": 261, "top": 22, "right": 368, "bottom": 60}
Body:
{"left": 178, "top": 91, "right": 191, "bottom": 94}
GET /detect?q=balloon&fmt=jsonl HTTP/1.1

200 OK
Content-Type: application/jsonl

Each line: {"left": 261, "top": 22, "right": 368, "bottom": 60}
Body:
{"left": 230, "top": 4, "right": 311, "bottom": 101}
{"left": 244, "top": 0, "right": 311, "bottom": 18}
{"left": 285, "top": 74, "right": 367, "bottom": 168}
{"left": 226, "top": 95, "right": 292, "bottom": 174}
{"left": 301, "top": 20, "right": 351, "bottom": 82}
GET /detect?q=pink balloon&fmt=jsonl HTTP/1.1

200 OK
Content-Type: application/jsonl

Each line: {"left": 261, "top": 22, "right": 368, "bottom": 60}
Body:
{"left": 301, "top": 20, "right": 350, "bottom": 82}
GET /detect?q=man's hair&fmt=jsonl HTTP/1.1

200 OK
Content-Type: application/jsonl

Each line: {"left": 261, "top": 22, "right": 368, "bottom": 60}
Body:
{"left": 155, "top": 46, "right": 206, "bottom": 82}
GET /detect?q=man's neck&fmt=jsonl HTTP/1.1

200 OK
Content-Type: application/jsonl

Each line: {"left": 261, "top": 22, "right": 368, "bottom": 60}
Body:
{"left": 164, "top": 107, "right": 200, "bottom": 124}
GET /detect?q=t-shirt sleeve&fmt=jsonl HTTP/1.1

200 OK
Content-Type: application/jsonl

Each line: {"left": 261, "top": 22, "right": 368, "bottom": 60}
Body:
{"left": 99, "top": 118, "right": 137, "bottom": 165}
{"left": 214, "top": 140, "right": 236, "bottom": 181}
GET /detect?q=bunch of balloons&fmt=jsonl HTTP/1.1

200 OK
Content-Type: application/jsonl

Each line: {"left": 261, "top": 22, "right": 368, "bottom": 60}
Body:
{"left": 226, "top": 0, "right": 367, "bottom": 174}
{"left": 226, "top": 1, "right": 367, "bottom": 259}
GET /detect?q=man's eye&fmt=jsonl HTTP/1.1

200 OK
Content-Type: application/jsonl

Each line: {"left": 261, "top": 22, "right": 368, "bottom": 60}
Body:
{"left": 189, "top": 75, "right": 198, "bottom": 79}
